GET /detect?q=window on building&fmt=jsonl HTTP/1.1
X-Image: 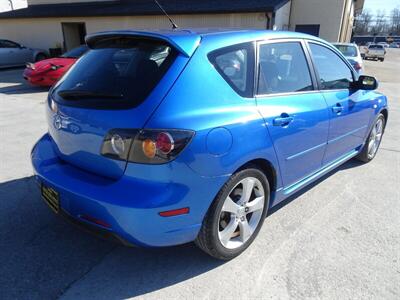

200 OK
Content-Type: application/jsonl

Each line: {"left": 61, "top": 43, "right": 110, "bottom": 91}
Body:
{"left": 257, "top": 42, "right": 313, "bottom": 95}
{"left": 309, "top": 43, "right": 353, "bottom": 90}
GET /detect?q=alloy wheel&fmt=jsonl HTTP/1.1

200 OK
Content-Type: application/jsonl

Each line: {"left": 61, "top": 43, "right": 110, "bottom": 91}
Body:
{"left": 218, "top": 177, "right": 265, "bottom": 249}
{"left": 368, "top": 118, "right": 384, "bottom": 159}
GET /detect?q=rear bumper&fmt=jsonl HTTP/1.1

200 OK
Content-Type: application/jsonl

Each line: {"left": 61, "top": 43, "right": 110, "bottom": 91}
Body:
{"left": 31, "top": 133, "right": 228, "bottom": 247}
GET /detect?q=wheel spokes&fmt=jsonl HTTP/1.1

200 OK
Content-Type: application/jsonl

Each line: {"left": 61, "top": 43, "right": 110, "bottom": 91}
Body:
{"left": 246, "top": 196, "right": 264, "bottom": 213}
{"left": 219, "top": 218, "right": 239, "bottom": 246}
{"left": 239, "top": 219, "right": 252, "bottom": 242}
{"left": 240, "top": 178, "right": 255, "bottom": 205}
{"left": 222, "top": 196, "right": 240, "bottom": 214}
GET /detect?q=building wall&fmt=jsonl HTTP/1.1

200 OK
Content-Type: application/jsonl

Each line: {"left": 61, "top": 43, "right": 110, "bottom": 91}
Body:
{"left": 289, "top": 0, "right": 346, "bottom": 42}
{"left": 274, "top": 0, "right": 291, "bottom": 30}
{"left": 0, "top": 13, "right": 267, "bottom": 50}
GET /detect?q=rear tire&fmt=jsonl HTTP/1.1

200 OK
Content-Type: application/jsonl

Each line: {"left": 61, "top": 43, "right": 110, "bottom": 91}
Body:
{"left": 380, "top": 58, "right": 384, "bottom": 62}
{"left": 35, "top": 53, "right": 46, "bottom": 62}
{"left": 356, "top": 114, "right": 385, "bottom": 163}
{"left": 195, "top": 166, "right": 270, "bottom": 260}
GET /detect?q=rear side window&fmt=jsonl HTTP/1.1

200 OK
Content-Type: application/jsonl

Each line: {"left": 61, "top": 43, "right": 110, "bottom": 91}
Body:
{"left": 257, "top": 42, "right": 313, "bottom": 95}
{"left": 334, "top": 45, "right": 358, "bottom": 57}
{"left": 208, "top": 42, "right": 254, "bottom": 97}
{"left": 53, "top": 38, "right": 177, "bottom": 109}
{"left": 309, "top": 43, "right": 353, "bottom": 90}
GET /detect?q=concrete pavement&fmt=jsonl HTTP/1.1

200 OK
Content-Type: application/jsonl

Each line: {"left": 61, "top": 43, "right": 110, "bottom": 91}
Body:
{"left": 0, "top": 50, "right": 399, "bottom": 299}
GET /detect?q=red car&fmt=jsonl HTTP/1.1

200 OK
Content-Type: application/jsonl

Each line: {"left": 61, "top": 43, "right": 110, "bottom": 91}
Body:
{"left": 23, "top": 45, "right": 88, "bottom": 87}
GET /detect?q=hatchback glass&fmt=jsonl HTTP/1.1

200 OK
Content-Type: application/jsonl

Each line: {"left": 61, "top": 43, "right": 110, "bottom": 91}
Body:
{"left": 53, "top": 38, "right": 177, "bottom": 109}
{"left": 334, "top": 45, "right": 358, "bottom": 57}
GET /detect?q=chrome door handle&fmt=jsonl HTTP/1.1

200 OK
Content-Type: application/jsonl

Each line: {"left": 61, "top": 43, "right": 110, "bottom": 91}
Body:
{"left": 332, "top": 104, "right": 343, "bottom": 113}
{"left": 273, "top": 115, "right": 294, "bottom": 126}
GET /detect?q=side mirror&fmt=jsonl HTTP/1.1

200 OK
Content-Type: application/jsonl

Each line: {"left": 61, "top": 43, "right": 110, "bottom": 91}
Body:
{"left": 354, "top": 75, "right": 378, "bottom": 90}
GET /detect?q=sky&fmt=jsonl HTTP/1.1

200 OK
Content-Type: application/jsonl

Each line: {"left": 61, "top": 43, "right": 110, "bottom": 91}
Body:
{"left": 0, "top": 0, "right": 27, "bottom": 13}
{"left": 363, "top": 0, "right": 400, "bottom": 15}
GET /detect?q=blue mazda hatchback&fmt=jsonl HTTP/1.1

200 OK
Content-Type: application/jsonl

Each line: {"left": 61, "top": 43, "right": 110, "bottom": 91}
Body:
{"left": 32, "top": 29, "right": 388, "bottom": 260}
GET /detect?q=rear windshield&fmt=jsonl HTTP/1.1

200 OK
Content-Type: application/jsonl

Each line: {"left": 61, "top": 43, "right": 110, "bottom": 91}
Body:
{"left": 53, "top": 38, "right": 177, "bottom": 109}
{"left": 61, "top": 45, "right": 88, "bottom": 58}
{"left": 334, "top": 45, "right": 357, "bottom": 57}
{"left": 369, "top": 45, "right": 384, "bottom": 49}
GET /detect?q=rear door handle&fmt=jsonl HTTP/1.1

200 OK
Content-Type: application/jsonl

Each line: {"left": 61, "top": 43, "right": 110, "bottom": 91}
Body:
{"left": 332, "top": 103, "right": 343, "bottom": 113}
{"left": 273, "top": 115, "right": 294, "bottom": 126}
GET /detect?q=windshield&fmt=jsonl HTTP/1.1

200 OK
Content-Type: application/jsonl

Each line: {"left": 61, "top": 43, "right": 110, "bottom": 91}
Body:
{"left": 61, "top": 45, "right": 88, "bottom": 58}
{"left": 334, "top": 45, "right": 357, "bottom": 57}
{"left": 53, "top": 38, "right": 177, "bottom": 109}
{"left": 369, "top": 45, "right": 384, "bottom": 49}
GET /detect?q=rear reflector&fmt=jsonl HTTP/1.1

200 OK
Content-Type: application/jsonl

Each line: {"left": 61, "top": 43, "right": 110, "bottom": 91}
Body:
{"left": 159, "top": 207, "right": 190, "bottom": 217}
{"left": 81, "top": 214, "right": 111, "bottom": 228}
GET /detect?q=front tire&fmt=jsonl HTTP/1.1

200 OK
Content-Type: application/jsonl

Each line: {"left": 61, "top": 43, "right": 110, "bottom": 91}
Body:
{"left": 195, "top": 167, "right": 270, "bottom": 260}
{"left": 356, "top": 114, "right": 385, "bottom": 162}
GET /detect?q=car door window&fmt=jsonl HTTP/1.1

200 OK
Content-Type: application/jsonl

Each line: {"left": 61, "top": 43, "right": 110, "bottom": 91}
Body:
{"left": 208, "top": 42, "right": 254, "bottom": 97}
{"left": 309, "top": 43, "right": 353, "bottom": 90}
{"left": 257, "top": 42, "right": 313, "bottom": 95}
{"left": 1, "top": 40, "right": 19, "bottom": 48}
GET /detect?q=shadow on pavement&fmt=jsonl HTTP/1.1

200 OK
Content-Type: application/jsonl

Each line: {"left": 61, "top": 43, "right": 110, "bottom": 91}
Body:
{"left": 0, "top": 176, "right": 223, "bottom": 300}
{"left": 0, "top": 68, "right": 50, "bottom": 95}
{"left": 0, "top": 159, "right": 362, "bottom": 299}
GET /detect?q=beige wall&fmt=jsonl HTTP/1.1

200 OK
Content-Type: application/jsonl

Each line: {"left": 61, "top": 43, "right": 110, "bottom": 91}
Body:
{"left": 274, "top": 1, "right": 291, "bottom": 30}
{"left": 289, "top": 0, "right": 346, "bottom": 42}
{"left": 0, "top": 13, "right": 267, "bottom": 50}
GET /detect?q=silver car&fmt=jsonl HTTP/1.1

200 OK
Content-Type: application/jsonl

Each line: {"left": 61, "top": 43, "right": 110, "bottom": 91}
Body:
{"left": 332, "top": 42, "right": 363, "bottom": 74}
{"left": 0, "top": 39, "right": 48, "bottom": 68}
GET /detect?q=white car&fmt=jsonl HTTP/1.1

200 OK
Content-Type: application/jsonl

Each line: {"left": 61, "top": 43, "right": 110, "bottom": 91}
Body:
{"left": 0, "top": 39, "right": 48, "bottom": 68}
{"left": 365, "top": 44, "right": 386, "bottom": 62}
{"left": 378, "top": 42, "right": 389, "bottom": 48}
{"left": 332, "top": 43, "right": 363, "bottom": 74}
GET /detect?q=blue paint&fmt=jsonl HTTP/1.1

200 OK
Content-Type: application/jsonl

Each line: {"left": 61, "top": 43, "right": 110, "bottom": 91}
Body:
{"left": 31, "top": 29, "right": 388, "bottom": 247}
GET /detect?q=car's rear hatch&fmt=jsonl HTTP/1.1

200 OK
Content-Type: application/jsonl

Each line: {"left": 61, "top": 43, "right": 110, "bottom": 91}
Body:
{"left": 47, "top": 31, "right": 200, "bottom": 179}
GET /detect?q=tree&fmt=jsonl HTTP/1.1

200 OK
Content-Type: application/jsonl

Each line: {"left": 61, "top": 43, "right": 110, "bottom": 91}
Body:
{"left": 371, "top": 10, "right": 388, "bottom": 34}
{"left": 389, "top": 7, "right": 400, "bottom": 35}
{"left": 354, "top": 9, "right": 373, "bottom": 35}
{"left": 8, "top": 0, "right": 14, "bottom": 10}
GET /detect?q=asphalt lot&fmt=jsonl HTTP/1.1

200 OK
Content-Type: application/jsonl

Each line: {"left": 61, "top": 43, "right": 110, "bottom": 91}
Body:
{"left": 0, "top": 49, "right": 399, "bottom": 300}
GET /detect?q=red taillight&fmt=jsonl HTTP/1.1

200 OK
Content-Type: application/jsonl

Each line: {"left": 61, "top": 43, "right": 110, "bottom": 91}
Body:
{"left": 101, "top": 129, "right": 194, "bottom": 164}
{"left": 156, "top": 132, "right": 174, "bottom": 154}
{"left": 159, "top": 207, "right": 190, "bottom": 217}
{"left": 354, "top": 62, "right": 362, "bottom": 70}
{"left": 81, "top": 215, "right": 111, "bottom": 228}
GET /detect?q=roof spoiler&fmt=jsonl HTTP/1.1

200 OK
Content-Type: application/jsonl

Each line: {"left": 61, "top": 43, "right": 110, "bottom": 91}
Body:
{"left": 85, "top": 30, "right": 201, "bottom": 57}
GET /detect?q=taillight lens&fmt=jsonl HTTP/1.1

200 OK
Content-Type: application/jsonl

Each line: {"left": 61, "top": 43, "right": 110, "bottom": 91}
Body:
{"left": 354, "top": 62, "right": 362, "bottom": 71}
{"left": 101, "top": 129, "right": 194, "bottom": 164}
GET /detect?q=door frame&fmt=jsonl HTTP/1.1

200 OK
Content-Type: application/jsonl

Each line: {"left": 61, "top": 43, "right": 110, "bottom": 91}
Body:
{"left": 61, "top": 22, "right": 87, "bottom": 52}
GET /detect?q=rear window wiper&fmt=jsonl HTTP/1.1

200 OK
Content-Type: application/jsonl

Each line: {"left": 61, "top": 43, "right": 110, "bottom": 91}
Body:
{"left": 58, "top": 90, "right": 123, "bottom": 100}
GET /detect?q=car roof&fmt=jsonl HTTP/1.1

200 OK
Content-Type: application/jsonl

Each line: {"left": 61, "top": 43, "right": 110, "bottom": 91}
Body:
{"left": 86, "top": 28, "right": 327, "bottom": 57}
{"left": 332, "top": 42, "right": 357, "bottom": 46}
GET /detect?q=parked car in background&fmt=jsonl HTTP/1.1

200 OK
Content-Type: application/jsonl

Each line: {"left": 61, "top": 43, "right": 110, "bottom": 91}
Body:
{"left": 0, "top": 39, "right": 47, "bottom": 68}
{"left": 389, "top": 42, "right": 399, "bottom": 48}
{"left": 332, "top": 43, "right": 363, "bottom": 74}
{"left": 378, "top": 42, "right": 389, "bottom": 48}
{"left": 32, "top": 29, "right": 388, "bottom": 260}
{"left": 364, "top": 44, "right": 386, "bottom": 61}
{"left": 23, "top": 45, "right": 88, "bottom": 87}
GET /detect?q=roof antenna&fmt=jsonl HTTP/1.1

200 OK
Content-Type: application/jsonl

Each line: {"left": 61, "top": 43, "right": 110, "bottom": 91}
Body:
{"left": 154, "top": 0, "right": 179, "bottom": 30}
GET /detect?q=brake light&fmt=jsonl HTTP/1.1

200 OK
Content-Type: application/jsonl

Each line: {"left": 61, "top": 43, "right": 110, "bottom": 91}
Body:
{"left": 101, "top": 129, "right": 194, "bottom": 164}
{"left": 354, "top": 62, "right": 362, "bottom": 71}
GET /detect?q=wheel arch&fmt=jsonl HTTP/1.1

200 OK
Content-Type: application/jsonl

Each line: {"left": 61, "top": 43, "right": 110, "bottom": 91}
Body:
{"left": 235, "top": 158, "right": 278, "bottom": 193}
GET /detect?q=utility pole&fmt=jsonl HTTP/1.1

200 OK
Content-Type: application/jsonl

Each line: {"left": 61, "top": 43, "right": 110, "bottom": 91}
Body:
{"left": 8, "top": 0, "right": 14, "bottom": 10}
